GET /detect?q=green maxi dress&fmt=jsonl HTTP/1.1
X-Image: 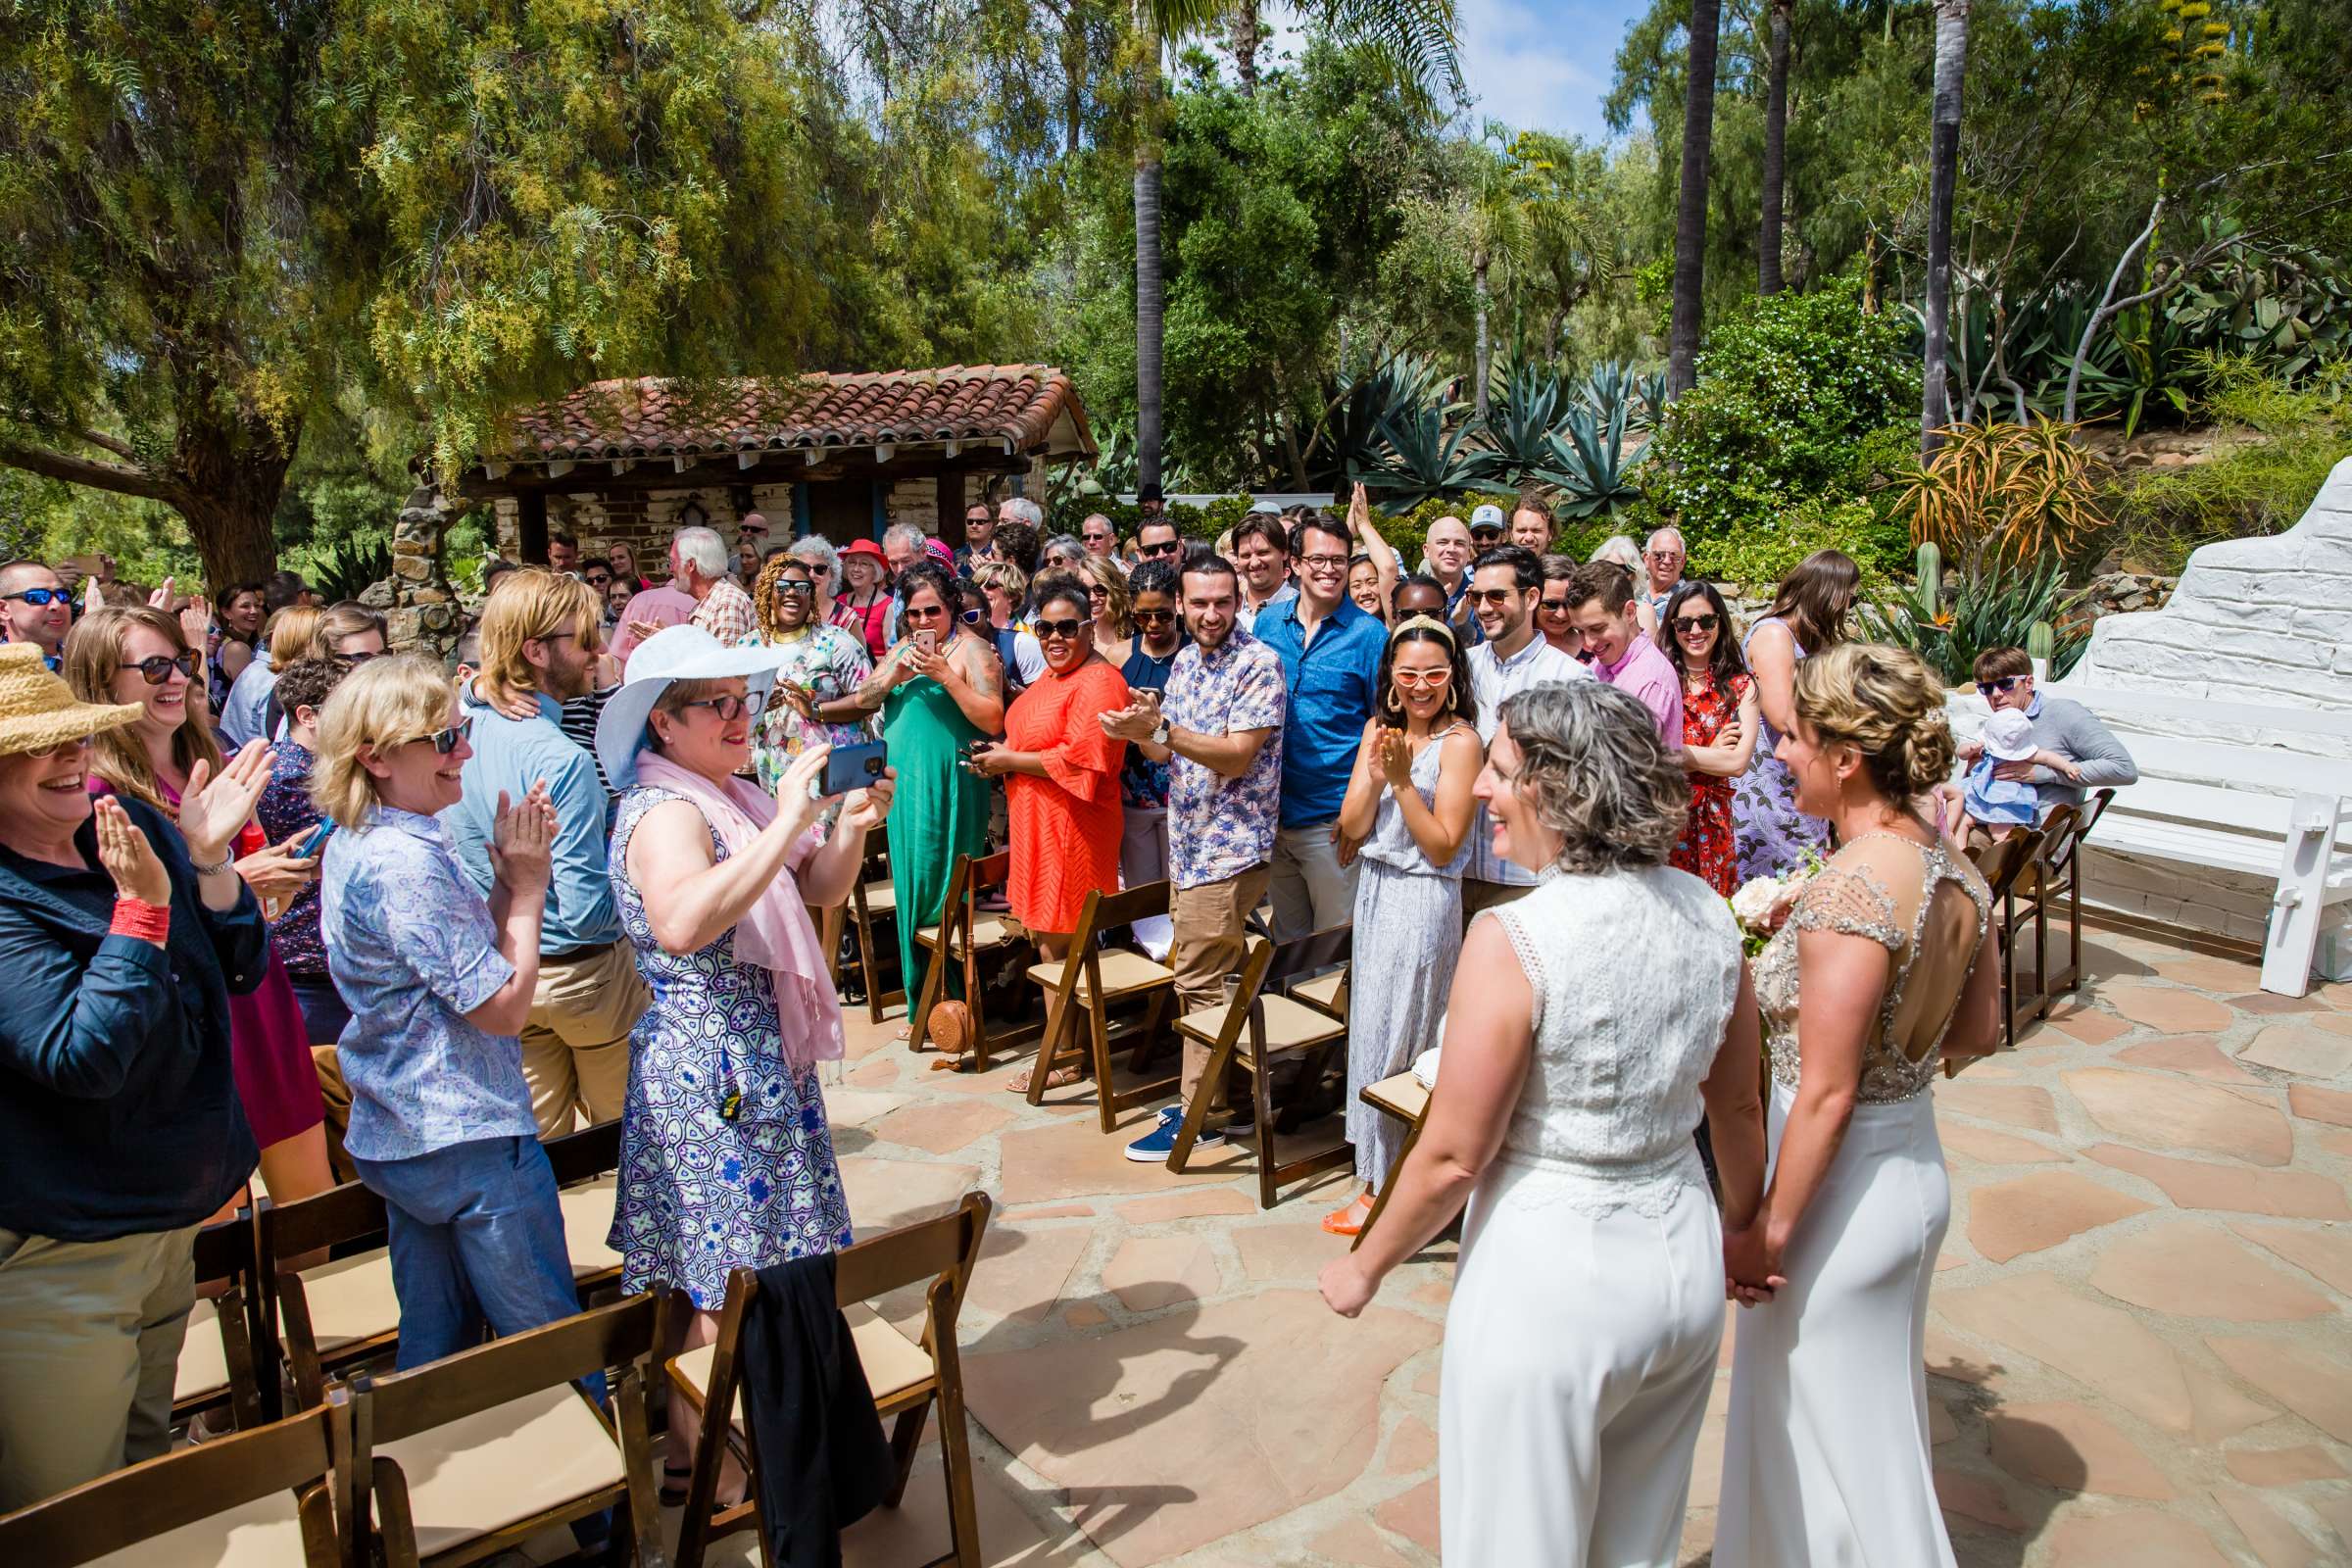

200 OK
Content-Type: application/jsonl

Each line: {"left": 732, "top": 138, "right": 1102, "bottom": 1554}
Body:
{"left": 883, "top": 669, "right": 992, "bottom": 1003}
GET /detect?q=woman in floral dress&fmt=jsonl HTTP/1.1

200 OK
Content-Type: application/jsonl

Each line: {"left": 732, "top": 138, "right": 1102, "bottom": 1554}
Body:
{"left": 1732, "top": 550, "right": 1857, "bottom": 881}
{"left": 1661, "top": 581, "right": 1760, "bottom": 894}
{"left": 738, "top": 552, "right": 874, "bottom": 794}
{"left": 595, "top": 626, "right": 893, "bottom": 1503}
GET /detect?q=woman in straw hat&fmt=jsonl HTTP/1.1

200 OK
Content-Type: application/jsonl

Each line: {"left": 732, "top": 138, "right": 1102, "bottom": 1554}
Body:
{"left": 67, "top": 607, "right": 335, "bottom": 1223}
{"left": 0, "top": 643, "right": 275, "bottom": 1509}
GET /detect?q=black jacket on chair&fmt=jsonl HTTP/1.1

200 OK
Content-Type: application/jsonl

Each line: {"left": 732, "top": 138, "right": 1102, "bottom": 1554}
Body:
{"left": 741, "top": 1251, "right": 896, "bottom": 1568}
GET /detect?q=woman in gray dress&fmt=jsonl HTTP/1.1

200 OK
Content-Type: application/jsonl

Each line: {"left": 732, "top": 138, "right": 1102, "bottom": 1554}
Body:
{"left": 1326, "top": 614, "right": 1483, "bottom": 1236}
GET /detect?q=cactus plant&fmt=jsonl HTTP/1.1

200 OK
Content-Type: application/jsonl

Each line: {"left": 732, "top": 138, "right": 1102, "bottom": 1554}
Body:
{"left": 2025, "top": 620, "right": 2056, "bottom": 662}
{"left": 1915, "top": 542, "right": 1943, "bottom": 621}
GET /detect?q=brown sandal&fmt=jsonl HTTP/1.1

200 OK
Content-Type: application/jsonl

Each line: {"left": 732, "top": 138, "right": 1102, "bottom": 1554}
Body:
{"left": 1008, "top": 1063, "right": 1081, "bottom": 1094}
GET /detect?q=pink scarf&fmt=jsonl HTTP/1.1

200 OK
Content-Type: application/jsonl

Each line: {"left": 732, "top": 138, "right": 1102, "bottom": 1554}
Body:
{"left": 633, "top": 752, "right": 845, "bottom": 1071}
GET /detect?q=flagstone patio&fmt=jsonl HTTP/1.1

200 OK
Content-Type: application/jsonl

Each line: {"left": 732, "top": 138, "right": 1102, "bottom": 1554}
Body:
{"left": 711, "top": 931, "right": 2352, "bottom": 1568}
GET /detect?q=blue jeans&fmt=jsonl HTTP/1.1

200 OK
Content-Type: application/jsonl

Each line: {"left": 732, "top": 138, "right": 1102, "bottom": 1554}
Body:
{"left": 353, "top": 1136, "right": 595, "bottom": 1384}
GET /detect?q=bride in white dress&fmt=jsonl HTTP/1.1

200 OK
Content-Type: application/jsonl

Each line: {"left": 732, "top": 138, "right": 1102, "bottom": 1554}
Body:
{"left": 1716, "top": 642, "right": 2001, "bottom": 1566}
{"left": 1320, "top": 679, "right": 1770, "bottom": 1567}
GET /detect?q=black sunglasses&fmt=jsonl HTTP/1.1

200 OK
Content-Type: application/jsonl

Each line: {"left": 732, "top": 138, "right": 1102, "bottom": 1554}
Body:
{"left": 1132, "top": 607, "right": 1177, "bottom": 624}
{"left": 1138, "top": 538, "right": 1181, "bottom": 557}
{"left": 122, "top": 652, "right": 199, "bottom": 684}
{"left": 5, "top": 587, "right": 69, "bottom": 607}
{"left": 335, "top": 650, "right": 381, "bottom": 667}
{"left": 773, "top": 579, "right": 816, "bottom": 598}
{"left": 1538, "top": 595, "right": 1572, "bottom": 614}
{"left": 1976, "top": 675, "right": 2026, "bottom": 697}
{"left": 421, "top": 717, "right": 472, "bottom": 755}
{"left": 678, "top": 692, "right": 767, "bottom": 722}
{"left": 1033, "top": 616, "right": 1088, "bottom": 641}
{"left": 1670, "top": 612, "right": 1720, "bottom": 634}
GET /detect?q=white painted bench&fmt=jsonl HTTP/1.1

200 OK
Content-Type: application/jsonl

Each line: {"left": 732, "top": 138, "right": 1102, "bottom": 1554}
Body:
{"left": 1950, "top": 682, "right": 2352, "bottom": 996}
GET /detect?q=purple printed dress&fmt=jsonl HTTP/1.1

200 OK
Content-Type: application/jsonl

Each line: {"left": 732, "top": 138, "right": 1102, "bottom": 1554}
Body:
{"left": 1731, "top": 616, "right": 1833, "bottom": 882}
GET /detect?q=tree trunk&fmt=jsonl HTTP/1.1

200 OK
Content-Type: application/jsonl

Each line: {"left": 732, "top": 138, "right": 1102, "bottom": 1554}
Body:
{"left": 1474, "top": 255, "right": 1493, "bottom": 421}
{"left": 1234, "top": 1, "right": 1262, "bottom": 93}
{"left": 173, "top": 399, "right": 296, "bottom": 589}
{"left": 1668, "top": 0, "right": 1722, "bottom": 401}
{"left": 1758, "top": 0, "right": 1793, "bottom": 295}
{"left": 1919, "top": 0, "right": 1971, "bottom": 454}
{"left": 1134, "top": 8, "right": 1166, "bottom": 497}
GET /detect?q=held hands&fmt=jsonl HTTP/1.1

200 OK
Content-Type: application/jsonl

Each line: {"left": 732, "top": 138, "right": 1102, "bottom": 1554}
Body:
{"left": 236, "top": 830, "right": 321, "bottom": 902}
{"left": 1723, "top": 1222, "right": 1787, "bottom": 1308}
{"left": 488, "top": 781, "right": 558, "bottom": 897}
{"left": 839, "top": 765, "right": 898, "bottom": 834}
{"left": 178, "top": 740, "right": 275, "bottom": 864}
{"left": 95, "top": 796, "right": 171, "bottom": 906}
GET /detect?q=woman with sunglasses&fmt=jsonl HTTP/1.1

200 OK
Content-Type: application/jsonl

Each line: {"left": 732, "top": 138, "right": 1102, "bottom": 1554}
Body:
{"left": 1104, "top": 559, "right": 1187, "bottom": 908}
{"left": 849, "top": 562, "right": 1005, "bottom": 1042}
{"left": 1323, "top": 614, "right": 1482, "bottom": 1236}
{"left": 66, "top": 607, "right": 336, "bottom": 1224}
{"left": 740, "top": 553, "right": 873, "bottom": 796}
{"left": 1658, "top": 582, "right": 1760, "bottom": 895}
{"left": 1080, "top": 555, "right": 1134, "bottom": 666}
{"left": 592, "top": 626, "right": 893, "bottom": 1504}
{"left": 970, "top": 571, "right": 1132, "bottom": 1089}
{"left": 312, "top": 658, "right": 593, "bottom": 1388}
{"left": 1536, "top": 554, "right": 1587, "bottom": 661}
{"left": 1732, "top": 550, "right": 1859, "bottom": 882}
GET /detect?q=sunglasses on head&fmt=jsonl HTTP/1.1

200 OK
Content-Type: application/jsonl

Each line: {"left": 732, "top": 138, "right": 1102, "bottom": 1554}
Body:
{"left": 6, "top": 587, "right": 69, "bottom": 607}
{"left": 121, "top": 652, "right": 199, "bottom": 684}
{"left": 1977, "top": 675, "right": 2026, "bottom": 696}
{"left": 677, "top": 692, "right": 766, "bottom": 722}
{"left": 1033, "top": 616, "right": 1088, "bottom": 642}
{"left": 1670, "top": 612, "right": 1720, "bottom": 634}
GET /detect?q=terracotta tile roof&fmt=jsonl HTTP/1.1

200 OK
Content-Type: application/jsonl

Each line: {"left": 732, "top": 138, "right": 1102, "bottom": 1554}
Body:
{"left": 483, "top": 366, "right": 1093, "bottom": 466}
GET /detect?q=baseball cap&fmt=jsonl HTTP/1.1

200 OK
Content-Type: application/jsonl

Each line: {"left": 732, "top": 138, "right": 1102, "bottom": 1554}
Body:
{"left": 1468, "top": 504, "right": 1505, "bottom": 535}
{"left": 1247, "top": 499, "right": 1283, "bottom": 515}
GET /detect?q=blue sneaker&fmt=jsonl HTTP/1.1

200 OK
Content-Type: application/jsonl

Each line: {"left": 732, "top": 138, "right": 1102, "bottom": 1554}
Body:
{"left": 1125, "top": 1104, "right": 1224, "bottom": 1162}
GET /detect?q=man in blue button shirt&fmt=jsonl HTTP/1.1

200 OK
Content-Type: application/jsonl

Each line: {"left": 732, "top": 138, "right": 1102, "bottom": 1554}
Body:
{"left": 442, "top": 569, "right": 650, "bottom": 1136}
{"left": 1253, "top": 513, "right": 1388, "bottom": 940}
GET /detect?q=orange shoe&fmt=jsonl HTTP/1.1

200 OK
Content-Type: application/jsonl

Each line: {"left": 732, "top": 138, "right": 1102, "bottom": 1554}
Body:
{"left": 1320, "top": 1197, "right": 1372, "bottom": 1237}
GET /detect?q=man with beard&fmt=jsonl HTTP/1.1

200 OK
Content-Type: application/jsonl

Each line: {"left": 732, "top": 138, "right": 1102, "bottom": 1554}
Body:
{"left": 443, "top": 569, "right": 649, "bottom": 1136}
{"left": 1459, "top": 544, "right": 1587, "bottom": 922}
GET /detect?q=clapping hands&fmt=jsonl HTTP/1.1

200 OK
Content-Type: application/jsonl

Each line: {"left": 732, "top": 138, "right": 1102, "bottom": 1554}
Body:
{"left": 488, "top": 781, "right": 558, "bottom": 896}
{"left": 177, "top": 740, "right": 274, "bottom": 865}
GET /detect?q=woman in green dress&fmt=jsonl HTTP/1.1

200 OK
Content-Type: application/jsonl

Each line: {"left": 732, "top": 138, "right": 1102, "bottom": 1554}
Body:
{"left": 848, "top": 562, "right": 1004, "bottom": 1038}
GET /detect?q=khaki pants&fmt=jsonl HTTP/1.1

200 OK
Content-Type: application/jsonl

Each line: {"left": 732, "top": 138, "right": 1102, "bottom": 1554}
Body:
{"left": 1268, "top": 821, "right": 1359, "bottom": 942}
{"left": 314, "top": 1045, "right": 358, "bottom": 1184}
{"left": 1461, "top": 877, "right": 1535, "bottom": 928}
{"left": 0, "top": 1224, "right": 197, "bottom": 1510}
{"left": 1170, "top": 864, "right": 1271, "bottom": 1111}
{"left": 520, "top": 941, "right": 650, "bottom": 1137}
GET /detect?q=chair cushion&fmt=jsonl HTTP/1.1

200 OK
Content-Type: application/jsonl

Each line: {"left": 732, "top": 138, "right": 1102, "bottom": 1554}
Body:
{"left": 293, "top": 1250, "right": 398, "bottom": 1353}
{"left": 174, "top": 1298, "right": 229, "bottom": 1402}
{"left": 1175, "top": 994, "right": 1346, "bottom": 1053}
{"left": 1289, "top": 968, "right": 1348, "bottom": 1016}
{"left": 378, "top": 1383, "right": 621, "bottom": 1551}
{"left": 916, "top": 916, "right": 1012, "bottom": 954}
{"left": 1026, "top": 950, "right": 1175, "bottom": 999}
{"left": 559, "top": 1176, "right": 620, "bottom": 1280}
{"left": 859, "top": 881, "right": 898, "bottom": 914}
{"left": 1361, "top": 1070, "right": 1429, "bottom": 1123}
{"left": 671, "top": 1302, "right": 934, "bottom": 1428}
{"left": 86, "top": 1489, "right": 312, "bottom": 1568}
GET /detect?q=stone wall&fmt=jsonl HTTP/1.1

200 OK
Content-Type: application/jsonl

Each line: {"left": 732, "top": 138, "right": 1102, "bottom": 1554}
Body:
{"left": 375, "top": 488, "right": 466, "bottom": 662}
{"left": 490, "top": 477, "right": 956, "bottom": 569}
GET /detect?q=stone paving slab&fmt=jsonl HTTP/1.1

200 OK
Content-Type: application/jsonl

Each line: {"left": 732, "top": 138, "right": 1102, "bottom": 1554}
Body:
{"left": 708, "top": 933, "right": 2352, "bottom": 1566}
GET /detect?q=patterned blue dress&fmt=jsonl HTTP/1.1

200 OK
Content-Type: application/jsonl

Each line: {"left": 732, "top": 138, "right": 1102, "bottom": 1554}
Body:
{"left": 606, "top": 786, "right": 852, "bottom": 1308}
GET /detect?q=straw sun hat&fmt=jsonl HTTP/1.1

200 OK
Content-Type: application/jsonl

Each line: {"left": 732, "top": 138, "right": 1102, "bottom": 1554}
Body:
{"left": 0, "top": 643, "right": 144, "bottom": 758}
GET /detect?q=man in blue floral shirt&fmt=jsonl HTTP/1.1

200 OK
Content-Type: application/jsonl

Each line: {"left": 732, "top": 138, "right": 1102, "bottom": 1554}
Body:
{"left": 1101, "top": 551, "right": 1285, "bottom": 1161}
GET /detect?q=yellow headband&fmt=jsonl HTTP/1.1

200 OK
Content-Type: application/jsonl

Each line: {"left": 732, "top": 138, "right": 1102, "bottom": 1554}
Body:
{"left": 1391, "top": 613, "right": 1456, "bottom": 646}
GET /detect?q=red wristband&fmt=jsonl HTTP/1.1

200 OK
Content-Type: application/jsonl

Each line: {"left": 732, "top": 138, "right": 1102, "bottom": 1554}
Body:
{"left": 111, "top": 898, "right": 171, "bottom": 945}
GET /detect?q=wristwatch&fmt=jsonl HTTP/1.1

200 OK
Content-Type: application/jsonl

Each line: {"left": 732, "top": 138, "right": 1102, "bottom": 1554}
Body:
{"left": 1152, "top": 717, "right": 1171, "bottom": 746}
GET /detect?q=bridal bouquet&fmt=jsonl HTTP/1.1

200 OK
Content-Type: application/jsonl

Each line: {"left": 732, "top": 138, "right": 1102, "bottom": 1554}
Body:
{"left": 1727, "top": 851, "right": 1825, "bottom": 956}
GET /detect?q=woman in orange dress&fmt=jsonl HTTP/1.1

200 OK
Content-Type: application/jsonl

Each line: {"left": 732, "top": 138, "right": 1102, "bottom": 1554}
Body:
{"left": 970, "top": 570, "right": 1129, "bottom": 974}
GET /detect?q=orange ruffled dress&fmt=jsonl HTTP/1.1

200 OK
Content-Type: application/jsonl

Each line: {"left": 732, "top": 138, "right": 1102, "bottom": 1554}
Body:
{"left": 1004, "top": 660, "right": 1131, "bottom": 935}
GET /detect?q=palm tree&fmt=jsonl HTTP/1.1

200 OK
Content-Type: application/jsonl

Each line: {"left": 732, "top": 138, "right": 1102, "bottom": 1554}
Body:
{"left": 1131, "top": 0, "right": 1462, "bottom": 494}
{"left": 1667, "top": 0, "right": 1723, "bottom": 400}
{"left": 1469, "top": 126, "right": 1531, "bottom": 422}
{"left": 1757, "top": 0, "right": 1793, "bottom": 294}
{"left": 1919, "top": 0, "right": 1972, "bottom": 451}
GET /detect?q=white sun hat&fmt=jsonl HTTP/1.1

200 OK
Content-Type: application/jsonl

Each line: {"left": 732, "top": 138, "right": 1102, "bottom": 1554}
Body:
{"left": 595, "top": 624, "right": 785, "bottom": 791}
{"left": 1981, "top": 708, "right": 2038, "bottom": 762}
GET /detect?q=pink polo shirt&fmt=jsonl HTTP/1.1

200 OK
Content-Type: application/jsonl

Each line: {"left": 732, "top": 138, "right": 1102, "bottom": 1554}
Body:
{"left": 1596, "top": 635, "right": 1685, "bottom": 750}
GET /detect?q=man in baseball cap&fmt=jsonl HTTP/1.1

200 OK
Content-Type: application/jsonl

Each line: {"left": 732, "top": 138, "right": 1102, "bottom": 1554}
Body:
{"left": 1468, "top": 503, "right": 1506, "bottom": 544}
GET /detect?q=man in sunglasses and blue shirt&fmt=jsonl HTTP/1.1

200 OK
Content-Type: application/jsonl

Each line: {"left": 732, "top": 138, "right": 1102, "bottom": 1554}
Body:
{"left": 1958, "top": 646, "right": 2137, "bottom": 818}
{"left": 0, "top": 562, "right": 74, "bottom": 670}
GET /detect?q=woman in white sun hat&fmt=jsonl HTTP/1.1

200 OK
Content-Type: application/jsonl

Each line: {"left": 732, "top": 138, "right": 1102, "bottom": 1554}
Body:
{"left": 594, "top": 624, "right": 894, "bottom": 1504}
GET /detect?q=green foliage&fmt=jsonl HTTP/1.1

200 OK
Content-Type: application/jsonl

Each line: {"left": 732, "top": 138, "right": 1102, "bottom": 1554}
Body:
{"left": 1643, "top": 285, "right": 1918, "bottom": 548}
{"left": 1532, "top": 403, "right": 1648, "bottom": 518}
{"left": 1858, "top": 557, "right": 2091, "bottom": 686}
{"left": 1363, "top": 403, "right": 1510, "bottom": 513}
{"left": 1685, "top": 495, "right": 1911, "bottom": 592}
{"left": 305, "top": 535, "right": 395, "bottom": 605}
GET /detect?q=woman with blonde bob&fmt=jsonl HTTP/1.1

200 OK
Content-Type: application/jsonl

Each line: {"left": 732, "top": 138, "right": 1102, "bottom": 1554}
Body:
{"left": 1079, "top": 553, "right": 1133, "bottom": 664}
{"left": 67, "top": 607, "right": 333, "bottom": 1217}
{"left": 1320, "top": 679, "right": 1769, "bottom": 1568}
{"left": 1715, "top": 642, "right": 1998, "bottom": 1568}
{"left": 313, "top": 656, "right": 583, "bottom": 1375}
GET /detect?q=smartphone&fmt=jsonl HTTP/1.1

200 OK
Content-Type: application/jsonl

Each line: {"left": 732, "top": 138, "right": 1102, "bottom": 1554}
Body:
{"left": 292, "top": 819, "right": 336, "bottom": 859}
{"left": 912, "top": 629, "right": 939, "bottom": 656}
{"left": 1132, "top": 686, "right": 1163, "bottom": 713}
{"left": 821, "top": 738, "right": 889, "bottom": 797}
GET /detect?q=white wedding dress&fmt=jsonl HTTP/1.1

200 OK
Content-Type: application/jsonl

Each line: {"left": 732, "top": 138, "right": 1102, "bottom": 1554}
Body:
{"left": 1442, "top": 866, "right": 1742, "bottom": 1567}
{"left": 1716, "top": 833, "right": 1989, "bottom": 1567}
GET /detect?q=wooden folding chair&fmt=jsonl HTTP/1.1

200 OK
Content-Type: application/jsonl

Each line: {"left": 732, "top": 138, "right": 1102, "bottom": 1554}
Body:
{"left": 175, "top": 1213, "right": 269, "bottom": 1434}
{"left": 1968, "top": 827, "right": 2045, "bottom": 1052}
{"left": 1023, "top": 883, "right": 1179, "bottom": 1131}
{"left": 2024, "top": 789, "right": 2115, "bottom": 998}
{"left": 545, "top": 1117, "right": 625, "bottom": 1296}
{"left": 1166, "top": 927, "right": 1354, "bottom": 1209}
{"left": 0, "top": 1396, "right": 346, "bottom": 1567}
{"left": 262, "top": 1178, "right": 396, "bottom": 1412}
{"left": 1351, "top": 1072, "right": 1433, "bottom": 1254}
{"left": 849, "top": 844, "right": 903, "bottom": 1023}
{"left": 906, "top": 851, "right": 1026, "bottom": 1064}
{"left": 669, "top": 1192, "right": 994, "bottom": 1568}
{"left": 344, "top": 1293, "right": 664, "bottom": 1568}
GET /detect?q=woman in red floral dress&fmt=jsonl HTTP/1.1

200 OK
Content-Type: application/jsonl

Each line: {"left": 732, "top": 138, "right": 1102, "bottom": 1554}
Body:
{"left": 1660, "top": 581, "right": 1760, "bottom": 894}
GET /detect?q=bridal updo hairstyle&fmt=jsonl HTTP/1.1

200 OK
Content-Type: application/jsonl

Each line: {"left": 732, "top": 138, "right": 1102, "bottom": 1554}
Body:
{"left": 1792, "top": 642, "right": 1957, "bottom": 803}
{"left": 1496, "top": 679, "right": 1688, "bottom": 873}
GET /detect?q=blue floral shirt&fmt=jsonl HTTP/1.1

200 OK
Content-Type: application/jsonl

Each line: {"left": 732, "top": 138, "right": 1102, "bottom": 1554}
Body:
{"left": 256, "top": 740, "right": 328, "bottom": 977}
{"left": 319, "top": 806, "right": 531, "bottom": 1162}
{"left": 1163, "top": 630, "right": 1287, "bottom": 890}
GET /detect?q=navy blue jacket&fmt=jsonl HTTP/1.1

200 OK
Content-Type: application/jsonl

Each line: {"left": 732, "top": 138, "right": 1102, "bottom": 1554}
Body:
{"left": 0, "top": 796, "right": 265, "bottom": 1242}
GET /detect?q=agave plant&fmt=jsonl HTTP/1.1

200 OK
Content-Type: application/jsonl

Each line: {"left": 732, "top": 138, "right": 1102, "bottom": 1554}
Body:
{"left": 1364, "top": 403, "right": 1513, "bottom": 514}
{"left": 1858, "top": 556, "right": 2091, "bottom": 686}
{"left": 307, "top": 534, "right": 394, "bottom": 603}
{"left": 1532, "top": 400, "right": 1647, "bottom": 518}
{"left": 1331, "top": 352, "right": 1451, "bottom": 485}
{"left": 1574, "top": 360, "right": 1637, "bottom": 427}
{"left": 1476, "top": 363, "right": 1574, "bottom": 484}
{"left": 1631, "top": 368, "right": 1668, "bottom": 431}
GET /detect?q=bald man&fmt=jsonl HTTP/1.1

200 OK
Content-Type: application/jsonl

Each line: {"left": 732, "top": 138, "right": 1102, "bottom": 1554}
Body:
{"left": 0, "top": 562, "right": 74, "bottom": 668}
